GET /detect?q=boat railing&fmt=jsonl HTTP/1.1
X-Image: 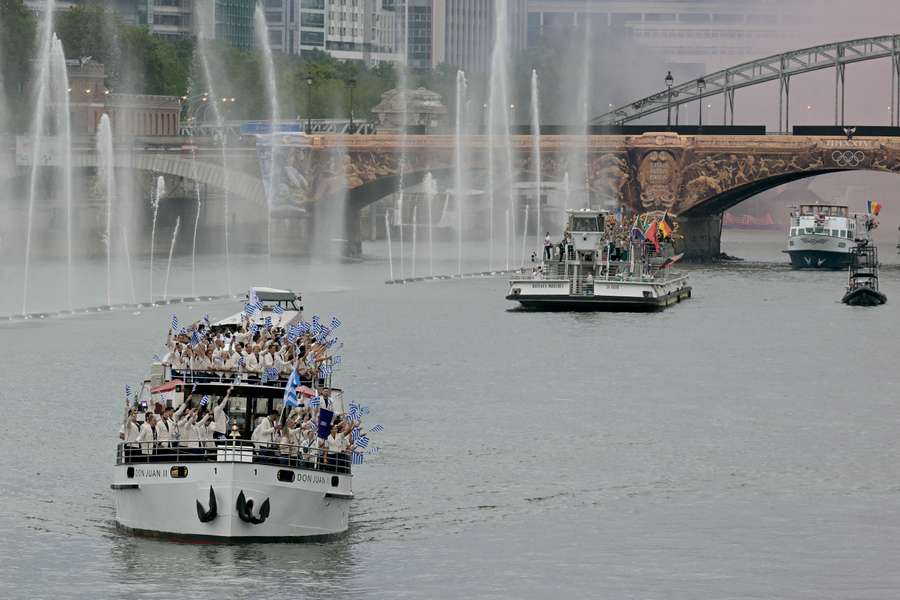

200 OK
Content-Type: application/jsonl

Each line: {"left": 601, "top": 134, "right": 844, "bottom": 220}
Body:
{"left": 116, "top": 440, "right": 353, "bottom": 473}
{"left": 168, "top": 367, "right": 327, "bottom": 389}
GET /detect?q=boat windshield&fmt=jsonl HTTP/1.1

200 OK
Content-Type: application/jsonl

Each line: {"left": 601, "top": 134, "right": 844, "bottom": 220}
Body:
{"left": 571, "top": 216, "right": 601, "bottom": 232}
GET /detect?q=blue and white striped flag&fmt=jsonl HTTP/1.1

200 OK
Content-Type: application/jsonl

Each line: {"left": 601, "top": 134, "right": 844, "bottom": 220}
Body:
{"left": 350, "top": 427, "right": 361, "bottom": 442}
{"left": 355, "top": 434, "right": 370, "bottom": 449}
{"left": 254, "top": 299, "right": 264, "bottom": 312}
{"left": 287, "top": 323, "right": 300, "bottom": 342}
{"left": 330, "top": 316, "right": 342, "bottom": 329}
{"left": 179, "top": 327, "right": 188, "bottom": 336}
{"left": 190, "top": 331, "right": 202, "bottom": 347}
{"left": 238, "top": 355, "right": 246, "bottom": 368}
{"left": 244, "top": 303, "right": 255, "bottom": 317}
{"left": 298, "top": 321, "right": 310, "bottom": 334}
{"left": 332, "top": 355, "right": 342, "bottom": 365}
{"left": 264, "top": 366, "right": 278, "bottom": 382}
{"left": 367, "top": 447, "right": 379, "bottom": 456}
{"left": 369, "top": 424, "right": 384, "bottom": 433}
{"left": 282, "top": 368, "right": 302, "bottom": 408}
{"left": 359, "top": 405, "right": 370, "bottom": 416}
{"left": 200, "top": 395, "right": 209, "bottom": 407}
{"left": 312, "top": 315, "right": 320, "bottom": 327}
{"left": 249, "top": 323, "right": 259, "bottom": 335}
{"left": 171, "top": 315, "right": 178, "bottom": 330}
{"left": 319, "top": 364, "right": 331, "bottom": 378}
{"left": 352, "top": 451, "right": 364, "bottom": 465}
{"left": 347, "top": 403, "right": 359, "bottom": 421}
{"left": 202, "top": 314, "right": 210, "bottom": 326}
{"left": 125, "top": 384, "right": 133, "bottom": 402}
{"left": 309, "top": 395, "right": 321, "bottom": 409}
{"left": 273, "top": 305, "right": 285, "bottom": 316}
{"left": 264, "top": 316, "right": 272, "bottom": 329}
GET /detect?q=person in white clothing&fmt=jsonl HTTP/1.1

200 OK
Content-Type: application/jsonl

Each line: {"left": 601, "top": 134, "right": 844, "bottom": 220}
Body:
{"left": 210, "top": 389, "right": 231, "bottom": 440}
{"left": 135, "top": 413, "right": 158, "bottom": 458}
{"left": 300, "top": 429, "right": 319, "bottom": 469}
{"left": 156, "top": 407, "right": 175, "bottom": 451}
{"left": 251, "top": 412, "right": 278, "bottom": 446}
{"left": 325, "top": 425, "right": 346, "bottom": 472}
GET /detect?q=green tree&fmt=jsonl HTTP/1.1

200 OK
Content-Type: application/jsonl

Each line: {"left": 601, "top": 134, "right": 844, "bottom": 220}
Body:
{"left": 0, "top": 0, "right": 37, "bottom": 131}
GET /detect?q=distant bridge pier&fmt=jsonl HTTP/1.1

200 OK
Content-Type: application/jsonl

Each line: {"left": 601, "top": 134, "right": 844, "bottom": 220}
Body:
{"left": 678, "top": 214, "right": 722, "bottom": 261}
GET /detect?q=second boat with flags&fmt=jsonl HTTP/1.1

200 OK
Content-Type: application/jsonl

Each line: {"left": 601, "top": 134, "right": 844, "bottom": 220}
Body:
{"left": 111, "top": 286, "right": 383, "bottom": 541}
{"left": 507, "top": 209, "right": 691, "bottom": 311}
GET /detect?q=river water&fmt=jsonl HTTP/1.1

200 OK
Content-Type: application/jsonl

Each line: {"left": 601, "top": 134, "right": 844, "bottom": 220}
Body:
{"left": 2, "top": 231, "right": 900, "bottom": 599}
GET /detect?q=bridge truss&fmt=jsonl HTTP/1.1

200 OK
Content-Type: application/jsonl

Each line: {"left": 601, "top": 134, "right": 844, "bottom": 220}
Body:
{"left": 592, "top": 34, "right": 900, "bottom": 131}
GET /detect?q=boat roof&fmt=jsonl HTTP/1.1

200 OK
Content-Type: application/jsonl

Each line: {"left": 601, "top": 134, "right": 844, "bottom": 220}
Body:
{"left": 248, "top": 287, "right": 300, "bottom": 302}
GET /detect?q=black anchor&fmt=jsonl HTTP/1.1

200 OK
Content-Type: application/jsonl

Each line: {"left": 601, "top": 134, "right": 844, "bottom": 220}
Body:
{"left": 195, "top": 486, "right": 218, "bottom": 523}
{"left": 235, "top": 490, "right": 270, "bottom": 525}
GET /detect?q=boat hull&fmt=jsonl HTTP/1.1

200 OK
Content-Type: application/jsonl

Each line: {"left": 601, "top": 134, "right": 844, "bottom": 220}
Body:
{"left": 112, "top": 461, "right": 351, "bottom": 541}
{"left": 786, "top": 249, "right": 850, "bottom": 269}
{"left": 842, "top": 286, "right": 887, "bottom": 306}
{"left": 507, "top": 286, "right": 691, "bottom": 312}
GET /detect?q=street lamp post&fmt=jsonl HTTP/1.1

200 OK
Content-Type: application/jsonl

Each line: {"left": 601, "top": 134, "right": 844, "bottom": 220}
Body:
{"left": 306, "top": 77, "right": 313, "bottom": 132}
{"left": 347, "top": 78, "right": 357, "bottom": 131}
{"left": 697, "top": 77, "right": 706, "bottom": 130}
{"left": 665, "top": 71, "right": 674, "bottom": 128}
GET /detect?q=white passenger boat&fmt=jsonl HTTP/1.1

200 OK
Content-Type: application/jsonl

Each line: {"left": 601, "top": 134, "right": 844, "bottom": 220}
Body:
{"left": 785, "top": 204, "right": 870, "bottom": 269}
{"left": 112, "top": 287, "right": 356, "bottom": 541}
{"left": 507, "top": 209, "right": 691, "bottom": 311}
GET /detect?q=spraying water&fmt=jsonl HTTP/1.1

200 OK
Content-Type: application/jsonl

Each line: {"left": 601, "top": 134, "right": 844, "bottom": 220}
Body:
{"left": 96, "top": 114, "right": 115, "bottom": 307}
{"left": 21, "top": 2, "right": 56, "bottom": 315}
{"left": 530, "top": 70, "right": 542, "bottom": 255}
{"left": 50, "top": 37, "right": 73, "bottom": 311}
{"left": 149, "top": 176, "right": 165, "bottom": 304}
{"left": 163, "top": 216, "right": 181, "bottom": 301}
{"left": 411, "top": 204, "right": 418, "bottom": 278}
{"left": 385, "top": 211, "right": 394, "bottom": 281}
{"left": 579, "top": 16, "right": 592, "bottom": 208}
{"left": 397, "top": 23, "right": 410, "bottom": 279}
{"left": 191, "top": 181, "right": 201, "bottom": 298}
{"left": 121, "top": 226, "right": 137, "bottom": 304}
{"left": 398, "top": 191, "right": 405, "bottom": 278}
{"left": 520, "top": 203, "right": 529, "bottom": 267}
{"left": 505, "top": 208, "right": 510, "bottom": 271}
{"left": 423, "top": 172, "right": 436, "bottom": 277}
{"left": 488, "top": 0, "right": 515, "bottom": 271}
{"left": 454, "top": 71, "right": 467, "bottom": 276}
{"left": 563, "top": 171, "right": 571, "bottom": 213}
{"left": 194, "top": 7, "right": 231, "bottom": 295}
{"left": 254, "top": 4, "right": 280, "bottom": 283}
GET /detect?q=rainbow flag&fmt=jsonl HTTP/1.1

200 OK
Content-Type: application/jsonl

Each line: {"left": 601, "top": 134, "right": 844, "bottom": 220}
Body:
{"left": 867, "top": 200, "right": 882, "bottom": 216}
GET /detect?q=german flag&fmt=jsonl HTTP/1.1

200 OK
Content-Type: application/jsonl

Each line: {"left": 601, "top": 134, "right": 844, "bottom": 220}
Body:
{"left": 658, "top": 211, "right": 674, "bottom": 239}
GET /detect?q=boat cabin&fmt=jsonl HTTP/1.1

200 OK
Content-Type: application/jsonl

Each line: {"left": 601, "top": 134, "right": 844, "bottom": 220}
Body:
{"left": 212, "top": 287, "right": 304, "bottom": 331}
{"left": 567, "top": 209, "right": 608, "bottom": 252}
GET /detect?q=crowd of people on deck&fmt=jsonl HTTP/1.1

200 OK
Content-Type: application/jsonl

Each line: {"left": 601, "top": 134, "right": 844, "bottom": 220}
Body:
{"left": 119, "top": 387, "right": 368, "bottom": 473}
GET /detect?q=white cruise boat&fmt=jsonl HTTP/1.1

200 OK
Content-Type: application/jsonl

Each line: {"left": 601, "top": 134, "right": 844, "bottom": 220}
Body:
{"left": 507, "top": 209, "right": 691, "bottom": 311}
{"left": 112, "top": 287, "right": 358, "bottom": 541}
{"left": 785, "top": 204, "right": 869, "bottom": 269}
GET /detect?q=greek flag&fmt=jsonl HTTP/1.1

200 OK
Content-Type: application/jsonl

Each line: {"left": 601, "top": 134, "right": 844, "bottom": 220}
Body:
{"left": 179, "top": 327, "right": 188, "bottom": 336}
{"left": 254, "top": 300, "right": 264, "bottom": 312}
{"left": 350, "top": 427, "right": 361, "bottom": 442}
{"left": 355, "top": 434, "right": 370, "bottom": 449}
{"left": 347, "top": 403, "right": 360, "bottom": 421}
{"left": 369, "top": 424, "right": 384, "bottom": 433}
{"left": 330, "top": 316, "right": 342, "bottom": 329}
{"left": 273, "top": 305, "right": 285, "bottom": 315}
{"left": 171, "top": 315, "right": 178, "bottom": 330}
{"left": 264, "top": 366, "right": 278, "bottom": 382}
{"left": 283, "top": 369, "right": 302, "bottom": 408}
{"left": 332, "top": 355, "right": 342, "bottom": 365}
{"left": 190, "top": 331, "right": 201, "bottom": 347}
{"left": 367, "top": 447, "right": 379, "bottom": 456}
{"left": 238, "top": 355, "right": 246, "bottom": 368}
{"left": 359, "top": 405, "right": 370, "bottom": 416}
{"left": 249, "top": 323, "right": 259, "bottom": 335}
{"left": 312, "top": 315, "right": 320, "bottom": 327}
{"left": 311, "top": 322, "right": 321, "bottom": 337}
{"left": 298, "top": 321, "right": 310, "bottom": 334}
{"left": 319, "top": 364, "right": 331, "bottom": 378}
{"left": 244, "top": 303, "right": 255, "bottom": 317}
{"left": 287, "top": 323, "right": 300, "bottom": 342}
{"left": 264, "top": 316, "right": 272, "bottom": 329}
{"left": 200, "top": 395, "right": 209, "bottom": 407}
{"left": 352, "top": 451, "right": 364, "bottom": 465}
{"left": 125, "top": 384, "right": 133, "bottom": 402}
{"left": 309, "top": 395, "right": 321, "bottom": 409}
{"left": 202, "top": 314, "right": 210, "bottom": 326}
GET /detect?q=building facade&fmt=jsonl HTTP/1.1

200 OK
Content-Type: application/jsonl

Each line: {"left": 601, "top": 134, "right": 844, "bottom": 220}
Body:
{"left": 434, "top": 0, "right": 528, "bottom": 73}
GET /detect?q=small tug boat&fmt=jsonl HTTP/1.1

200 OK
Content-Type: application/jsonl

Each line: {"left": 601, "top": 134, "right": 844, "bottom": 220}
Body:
{"left": 842, "top": 240, "right": 887, "bottom": 306}
{"left": 506, "top": 209, "right": 691, "bottom": 311}
{"left": 112, "top": 287, "right": 365, "bottom": 541}
{"left": 785, "top": 204, "right": 870, "bottom": 269}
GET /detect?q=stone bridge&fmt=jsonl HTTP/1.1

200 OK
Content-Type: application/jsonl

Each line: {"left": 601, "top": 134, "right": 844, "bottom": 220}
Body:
{"left": 284, "top": 132, "right": 900, "bottom": 258}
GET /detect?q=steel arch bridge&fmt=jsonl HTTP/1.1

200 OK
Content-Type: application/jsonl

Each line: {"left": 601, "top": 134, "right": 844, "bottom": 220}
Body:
{"left": 592, "top": 34, "right": 900, "bottom": 131}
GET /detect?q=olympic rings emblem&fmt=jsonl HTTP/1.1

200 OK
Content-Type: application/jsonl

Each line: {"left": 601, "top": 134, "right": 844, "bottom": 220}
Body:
{"left": 831, "top": 150, "right": 866, "bottom": 167}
